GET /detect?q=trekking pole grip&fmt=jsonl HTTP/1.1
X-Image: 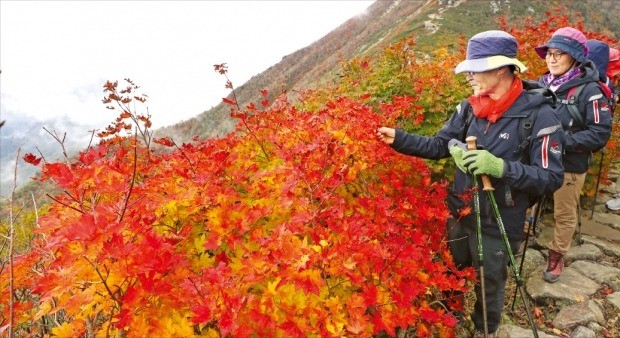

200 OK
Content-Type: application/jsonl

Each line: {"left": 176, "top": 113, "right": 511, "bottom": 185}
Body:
{"left": 465, "top": 136, "right": 494, "bottom": 191}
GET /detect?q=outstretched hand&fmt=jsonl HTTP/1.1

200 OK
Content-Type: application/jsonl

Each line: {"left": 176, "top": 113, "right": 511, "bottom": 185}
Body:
{"left": 376, "top": 127, "right": 395, "bottom": 145}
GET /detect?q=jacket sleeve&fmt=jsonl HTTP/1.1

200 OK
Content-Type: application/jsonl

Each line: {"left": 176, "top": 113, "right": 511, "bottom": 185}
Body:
{"left": 502, "top": 105, "right": 565, "bottom": 196}
{"left": 564, "top": 84, "right": 612, "bottom": 152}
{"left": 391, "top": 102, "right": 467, "bottom": 159}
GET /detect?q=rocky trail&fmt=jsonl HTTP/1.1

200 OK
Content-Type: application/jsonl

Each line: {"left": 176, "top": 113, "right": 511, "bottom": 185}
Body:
{"left": 497, "top": 174, "right": 620, "bottom": 338}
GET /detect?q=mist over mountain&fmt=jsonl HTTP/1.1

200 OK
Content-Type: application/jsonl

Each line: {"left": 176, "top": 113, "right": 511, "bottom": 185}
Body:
{"left": 0, "top": 110, "right": 94, "bottom": 196}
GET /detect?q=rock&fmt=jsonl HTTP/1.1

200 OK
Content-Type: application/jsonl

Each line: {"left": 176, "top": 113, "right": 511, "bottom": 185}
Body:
{"left": 527, "top": 267, "right": 599, "bottom": 304}
{"left": 570, "top": 260, "right": 620, "bottom": 284}
{"left": 607, "top": 292, "right": 620, "bottom": 311}
{"left": 551, "top": 300, "right": 604, "bottom": 330}
{"left": 497, "top": 324, "right": 558, "bottom": 338}
{"left": 564, "top": 244, "right": 603, "bottom": 262}
{"left": 569, "top": 325, "right": 596, "bottom": 338}
{"left": 581, "top": 235, "right": 620, "bottom": 257}
{"left": 592, "top": 212, "right": 620, "bottom": 230}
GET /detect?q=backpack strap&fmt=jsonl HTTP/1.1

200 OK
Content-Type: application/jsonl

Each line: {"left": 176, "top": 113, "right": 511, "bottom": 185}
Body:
{"left": 458, "top": 101, "right": 474, "bottom": 142}
{"left": 514, "top": 107, "right": 539, "bottom": 163}
{"left": 559, "top": 84, "right": 586, "bottom": 128}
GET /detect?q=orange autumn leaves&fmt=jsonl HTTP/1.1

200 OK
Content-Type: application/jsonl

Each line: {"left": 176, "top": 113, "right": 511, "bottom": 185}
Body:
{"left": 7, "top": 80, "right": 470, "bottom": 337}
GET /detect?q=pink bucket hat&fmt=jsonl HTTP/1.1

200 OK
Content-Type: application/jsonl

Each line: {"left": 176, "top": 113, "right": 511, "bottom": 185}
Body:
{"left": 534, "top": 27, "right": 589, "bottom": 63}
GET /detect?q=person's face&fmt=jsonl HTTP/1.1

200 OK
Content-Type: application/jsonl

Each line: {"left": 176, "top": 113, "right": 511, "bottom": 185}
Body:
{"left": 465, "top": 69, "right": 502, "bottom": 97}
{"left": 545, "top": 48, "right": 575, "bottom": 76}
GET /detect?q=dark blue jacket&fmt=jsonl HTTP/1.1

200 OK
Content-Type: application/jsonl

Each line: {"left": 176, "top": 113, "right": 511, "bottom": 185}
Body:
{"left": 390, "top": 84, "right": 564, "bottom": 241}
{"left": 537, "top": 61, "right": 612, "bottom": 173}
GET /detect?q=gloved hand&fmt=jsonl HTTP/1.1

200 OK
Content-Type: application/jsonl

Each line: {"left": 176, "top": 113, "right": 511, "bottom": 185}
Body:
{"left": 462, "top": 150, "right": 505, "bottom": 178}
{"left": 448, "top": 139, "right": 468, "bottom": 173}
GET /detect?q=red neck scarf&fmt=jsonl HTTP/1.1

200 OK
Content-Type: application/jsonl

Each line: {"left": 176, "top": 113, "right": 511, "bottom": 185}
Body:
{"left": 468, "top": 77, "right": 523, "bottom": 124}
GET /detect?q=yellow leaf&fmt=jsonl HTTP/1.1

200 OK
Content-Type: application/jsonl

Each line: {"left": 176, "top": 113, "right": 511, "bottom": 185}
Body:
{"left": 194, "top": 234, "right": 206, "bottom": 253}
{"left": 51, "top": 322, "right": 78, "bottom": 337}
{"left": 204, "top": 328, "right": 221, "bottom": 338}
{"left": 67, "top": 241, "right": 83, "bottom": 254}
{"left": 295, "top": 254, "right": 310, "bottom": 270}
{"left": 267, "top": 277, "right": 282, "bottom": 295}
{"left": 343, "top": 258, "right": 356, "bottom": 270}
{"left": 325, "top": 317, "right": 345, "bottom": 335}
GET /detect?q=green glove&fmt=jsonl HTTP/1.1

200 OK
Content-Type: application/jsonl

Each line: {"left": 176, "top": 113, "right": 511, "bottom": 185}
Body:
{"left": 462, "top": 150, "right": 505, "bottom": 178}
{"left": 448, "top": 139, "right": 468, "bottom": 173}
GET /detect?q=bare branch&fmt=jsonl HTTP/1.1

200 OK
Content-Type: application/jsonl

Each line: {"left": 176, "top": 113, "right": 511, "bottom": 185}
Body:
{"left": 8, "top": 147, "right": 21, "bottom": 338}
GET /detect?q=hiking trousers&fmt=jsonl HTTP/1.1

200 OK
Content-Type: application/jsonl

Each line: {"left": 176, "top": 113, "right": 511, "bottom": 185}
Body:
{"left": 447, "top": 218, "right": 520, "bottom": 333}
{"left": 549, "top": 172, "right": 586, "bottom": 255}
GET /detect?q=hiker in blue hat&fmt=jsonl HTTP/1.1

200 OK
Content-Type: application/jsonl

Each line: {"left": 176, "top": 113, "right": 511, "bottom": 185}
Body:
{"left": 377, "top": 30, "right": 564, "bottom": 337}
{"left": 534, "top": 27, "right": 613, "bottom": 284}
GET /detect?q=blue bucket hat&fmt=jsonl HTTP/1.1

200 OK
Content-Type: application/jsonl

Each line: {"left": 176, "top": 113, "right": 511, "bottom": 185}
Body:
{"left": 534, "top": 27, "right": 589, "bottom": 63}
{"left": 454, "top": 30, "right": 527, "bottom": 74}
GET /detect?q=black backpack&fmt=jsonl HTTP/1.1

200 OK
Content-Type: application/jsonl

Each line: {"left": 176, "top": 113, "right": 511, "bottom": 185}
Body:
{"left": 559, "top": 82, "right": 614, "bottom": 129}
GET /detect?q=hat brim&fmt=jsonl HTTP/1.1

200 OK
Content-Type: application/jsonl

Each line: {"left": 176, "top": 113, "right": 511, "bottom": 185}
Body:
{"left": 535, "top": 41, "right": 587, "bottom": 62}
{"left": 454, "top": 55, "right": 527, "bottom": 74}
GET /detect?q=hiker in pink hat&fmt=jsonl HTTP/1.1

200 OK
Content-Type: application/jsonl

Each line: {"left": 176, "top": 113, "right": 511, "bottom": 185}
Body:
{"left": 535, "top": 27, "right": 612, "bottom": 283}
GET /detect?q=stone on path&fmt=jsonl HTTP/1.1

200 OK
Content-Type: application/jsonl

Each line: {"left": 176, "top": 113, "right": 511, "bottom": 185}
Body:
{"left": 527, "top": 267, "right": 599, "bottom": 304}
{"left": 581, "top": 235, "right": 620, "bottom": 257}
{"left": 497, "top": 324, "right": 558, "bottom": 338}
{"left": 607, "top": 291, "right": 620, "bottom": 311}
{"left": 569, "top": 325, "right": 596, "bottom": 338}
{"left": 570, "top": 260, "right": 620, "bottom": 284}
{"left": 564, "top": 243, "right": 603, "bottom": 262}
{"left": 551, "top": 300, "right": 604, "bottom": 330}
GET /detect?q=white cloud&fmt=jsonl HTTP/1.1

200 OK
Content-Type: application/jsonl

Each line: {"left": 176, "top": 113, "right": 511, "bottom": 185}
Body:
{"left": 1, "top": 0, "right": 373, "bottom": 129}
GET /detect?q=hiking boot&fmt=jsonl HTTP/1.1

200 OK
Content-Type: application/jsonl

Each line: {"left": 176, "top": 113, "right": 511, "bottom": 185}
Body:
{"left": 606, "top": 195, "right": 620, "bottom": 211}
{"left": 543, "top": 249, "right": 563, "bottom": 283}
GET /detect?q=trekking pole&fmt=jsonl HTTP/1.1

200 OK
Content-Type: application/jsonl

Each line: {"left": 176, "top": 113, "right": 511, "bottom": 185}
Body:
{"left": 511, "top": 195, "right": 546, "bottom": 311}
{"left": 466, "top": 137, "right": 489, "bottom": 337}
{"left": 589, "top": 147, "right": 605, "bottom": 219}
{"left": 466, "top": 136, "right": 540, "bottom": 338}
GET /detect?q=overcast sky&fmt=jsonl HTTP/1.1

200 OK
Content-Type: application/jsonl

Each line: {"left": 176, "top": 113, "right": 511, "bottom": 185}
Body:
{"left": 0, "top": 0, "right": 374, "bottom": 129}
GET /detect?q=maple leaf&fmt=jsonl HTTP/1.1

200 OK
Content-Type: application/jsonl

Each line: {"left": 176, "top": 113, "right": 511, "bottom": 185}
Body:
{"left": 420, "top": 307, "right": 440, "bottom": 323}
{"left": 346, "top": 318, "right": 366, "bottom": 335}
{"left": 191, "top": 304, "right": 212, "bottom": 325}
{"left": 23, "top": 153, "right": 42, "bottom": 165}
{"left": 458, "top": 206, "right": 472, "bottom": 217}
{"left": 153, "top": 137, "right": 175, "bottom": 147}
{"left": 42, "top": 162, "right": 74, "bottom": 187}
{"left": 114, "top": 308, "right": 134, "bottom": 329}
{"left": 58, "top": 213, "right": 98, "bottom": 241}
{"left": 279, "top": 321, "right": 305, "bottom": 337}
{"left": 222, "top": 97, "right": 236, "bottom": 105}
{"left": 533, "top": 307, "right": 543, "bottom": 318}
